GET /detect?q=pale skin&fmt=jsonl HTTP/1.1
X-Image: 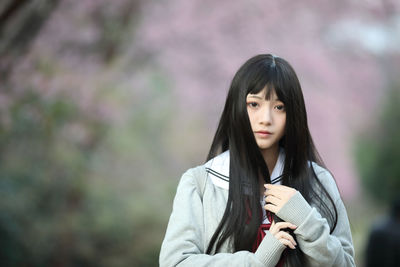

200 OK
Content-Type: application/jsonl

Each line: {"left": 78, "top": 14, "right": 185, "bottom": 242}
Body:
{"left": 246, "top": 88, "right": 298, "bottom": 249}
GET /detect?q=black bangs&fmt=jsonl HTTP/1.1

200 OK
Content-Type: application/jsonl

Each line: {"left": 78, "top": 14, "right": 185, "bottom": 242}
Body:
{"left": 246, "top": 58, "right": 290, "bottom": 105}
{"left": 246, "top": 58, "right": 274, "bottom": 96}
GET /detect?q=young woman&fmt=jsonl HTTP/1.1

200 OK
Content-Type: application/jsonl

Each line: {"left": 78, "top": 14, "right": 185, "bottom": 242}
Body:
{"left": 159, "top": 54, "right": 355, "bottom": 266}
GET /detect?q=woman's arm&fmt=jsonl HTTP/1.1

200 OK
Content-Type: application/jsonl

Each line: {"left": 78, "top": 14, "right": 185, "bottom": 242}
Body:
{"left": 159, "top": 167, "right": 286, "bottom": 267}
{"left": 271, "top": 169, "right": 355, "bottom": 267}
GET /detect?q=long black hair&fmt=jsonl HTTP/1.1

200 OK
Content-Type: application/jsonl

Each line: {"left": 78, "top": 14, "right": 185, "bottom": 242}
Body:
{"left": 205, "top": 54, "right": 338, "bottom": 265}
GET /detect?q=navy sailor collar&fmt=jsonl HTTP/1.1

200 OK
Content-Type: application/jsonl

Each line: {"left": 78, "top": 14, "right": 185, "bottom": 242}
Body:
{"left": 204, "top": 149, "right": 285, "bottom": 190}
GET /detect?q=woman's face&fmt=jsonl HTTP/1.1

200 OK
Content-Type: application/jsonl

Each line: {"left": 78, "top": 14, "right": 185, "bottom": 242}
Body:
{"left": 246, "top": 88, "right": 286, "bottom": 155}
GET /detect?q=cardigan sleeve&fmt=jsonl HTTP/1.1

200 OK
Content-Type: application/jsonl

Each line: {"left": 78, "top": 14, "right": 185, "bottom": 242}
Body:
{"left": 276, "top": 167, "right": 355, "bottom": 267}
{"left": 159, "top": 167, "right": 286, "bottom": 267}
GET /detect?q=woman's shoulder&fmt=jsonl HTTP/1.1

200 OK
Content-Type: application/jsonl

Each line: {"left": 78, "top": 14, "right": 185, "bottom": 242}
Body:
{"left": 310, "top": 162, "right": 341, "bottom": 202}
{"left": 180, "top": 164, "right": 208, "bottom": 185}
{"left": 203, "top": 151, "right": 230, "bottom": 190}
{"left": 310, "top": 162, "right": 334, "bottom": 183}
{"left": 179, "top": 151, "right": 231, "bottom": 193}
{"left": 173, "top": 165, "right": 209, "bottom": 201}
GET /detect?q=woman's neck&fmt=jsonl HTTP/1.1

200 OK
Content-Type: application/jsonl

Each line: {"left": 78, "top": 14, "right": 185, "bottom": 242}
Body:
{"left": 261, "top": 145, "right": 280, "bottom": 175}
{"left": 259, "top": 145, "right": 280, "bottom": 196}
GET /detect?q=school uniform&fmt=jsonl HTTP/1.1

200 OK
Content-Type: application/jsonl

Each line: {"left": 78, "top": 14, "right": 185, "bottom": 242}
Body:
{"left": 160, "top": 150, "right": 355, "bottom": 266}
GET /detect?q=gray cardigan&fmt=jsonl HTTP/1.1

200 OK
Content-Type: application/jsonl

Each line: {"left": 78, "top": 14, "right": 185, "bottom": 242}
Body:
{"left": 160, "top": 163, "right": 355, "bottom": 266}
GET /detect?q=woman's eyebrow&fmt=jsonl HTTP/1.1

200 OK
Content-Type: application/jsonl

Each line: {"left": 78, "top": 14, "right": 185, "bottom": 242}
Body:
{"left": 247, "top": 95, "right": 263, "bottom": 99}
{"left": 247, "top": 95, "right": 282, "bottom": 102}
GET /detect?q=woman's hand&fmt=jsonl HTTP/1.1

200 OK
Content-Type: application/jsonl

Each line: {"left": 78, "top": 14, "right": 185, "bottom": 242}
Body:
{"left": 269, "top": 221, "right": 297, "bottom": 249}
{"left": 263, "top": 184, "right": 297, "bottom": 214}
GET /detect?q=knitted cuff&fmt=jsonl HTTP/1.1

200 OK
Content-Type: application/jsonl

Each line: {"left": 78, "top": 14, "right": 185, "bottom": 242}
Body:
{"left": 276, "top": 191, "right": 313, "bottom": 227}
{"left": 254, "top": 231, "right": 286, "bottom": 266}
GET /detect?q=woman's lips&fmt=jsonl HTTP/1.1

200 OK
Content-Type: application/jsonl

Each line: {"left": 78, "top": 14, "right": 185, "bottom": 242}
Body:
{"left": 255, "top": 131, "right": 272, "bottom": 137}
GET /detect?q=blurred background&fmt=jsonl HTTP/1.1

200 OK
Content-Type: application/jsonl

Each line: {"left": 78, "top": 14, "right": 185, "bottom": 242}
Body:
{"left": 1, "top": 0, "right": 399, "bottom": 266}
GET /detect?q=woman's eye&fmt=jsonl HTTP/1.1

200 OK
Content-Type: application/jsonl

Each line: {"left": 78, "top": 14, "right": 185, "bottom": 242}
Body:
{"left": 275, "top": 105, "right": 285, "bottom": 111}
{"left": 247, "top": 102, "right": 258, "bottom": 108}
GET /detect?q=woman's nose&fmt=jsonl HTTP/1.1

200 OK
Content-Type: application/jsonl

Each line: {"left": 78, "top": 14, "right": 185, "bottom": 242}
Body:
{"left": 260, "top": 106, "right": 272, "bottom": 125}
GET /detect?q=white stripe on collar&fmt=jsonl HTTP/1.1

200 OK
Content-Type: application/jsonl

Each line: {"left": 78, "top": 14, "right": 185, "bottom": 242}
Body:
{"left": 204, "top": 149, "right": 285, "bottom": 190}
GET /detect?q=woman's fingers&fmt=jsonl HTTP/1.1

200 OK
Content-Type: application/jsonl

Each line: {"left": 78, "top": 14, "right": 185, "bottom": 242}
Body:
{"left": 269, "top": 221, "right": 297, "bottom": 235}
{"left": 275, "top": 221, "right": 297, "bottom": 229}
{"left": 275, "top": 231, "right": 297, "bottom": 249}
{"left": 265, "top": 194, "right": 281, "bottom": 204}
{"left": 264, "top": 203, "right": 278, "bottom": 214}
{"left": 264, "top": 195, "right": 283, "bottom": 212}
{"left": 270, "top": 221, "right": 298, "bottom": 249}
{"left": 264, "top": 184, "right": 297, "bottom": 213}
{"left": 264, "top": 185, "right": 296, "bottom": 200}
{"left": 264, "top": 184, "right": 287, "bottom": 194}
{"left": 277, "top": 235, "right": 296, "bottom": 249}
{"left": 265, "top": 183, "right": 293, "bottom": 192}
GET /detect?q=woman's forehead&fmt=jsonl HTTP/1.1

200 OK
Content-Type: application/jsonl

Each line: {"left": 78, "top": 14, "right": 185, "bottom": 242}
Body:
{"left": 247, "top": 86, "right": 278, "bottom": 99}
